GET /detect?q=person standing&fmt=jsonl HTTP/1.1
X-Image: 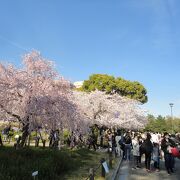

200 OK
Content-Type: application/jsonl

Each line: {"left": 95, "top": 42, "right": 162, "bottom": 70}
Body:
{"left": 152, "top": 142, "right": 160, "bottom": 171}
{"left": 132, "top": 135, "right": 140, "bottom": 169}
{"left": 100, "top": 126, "right": 104, "bottom": 148}
{"left": 88, "top": 130, "right": 97, "bottom": 151}
{"left": 124, "top": 132, "right": 132, "bottom": 161}
{"left": 138, "top": 135, "right": 143, "bottom": 165}
{"left": 142, "top": 133, "right": 153, "bottom": 172}
{"left": 161, "top": 132, "right": 175, "bottom": 175}
{"left": 120, "top": 132, "right": 125, "bottom": 159}
{"left": 115, "top": 130, "right": 122, "bottom": 157}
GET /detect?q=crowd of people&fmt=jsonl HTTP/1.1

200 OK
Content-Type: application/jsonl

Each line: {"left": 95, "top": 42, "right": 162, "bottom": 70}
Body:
{"left": 1, "top": 124, "right": 180, "bottom": 176}
{"left": 112, "top": 130, "right": 180, "bottom": 175}
{"left": 74, "top": 126, "right": 180, "bottom": 175}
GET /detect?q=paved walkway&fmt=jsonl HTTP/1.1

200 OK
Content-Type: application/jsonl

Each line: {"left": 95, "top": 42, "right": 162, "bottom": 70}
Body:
{"left": 116, "top": 156, "right": 180, "bottom": 180}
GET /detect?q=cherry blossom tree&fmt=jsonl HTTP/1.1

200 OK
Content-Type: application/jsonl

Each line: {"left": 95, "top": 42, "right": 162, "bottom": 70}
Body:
{"left": 0, "top": 51, "right": 88, "bottom": 147}
{"left": 73, "top": 90, "right": 147, "bottom": 130}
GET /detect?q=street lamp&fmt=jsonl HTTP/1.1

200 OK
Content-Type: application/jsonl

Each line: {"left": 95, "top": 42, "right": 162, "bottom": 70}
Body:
{"left": 169, "top": 103, "right": 174, "bottom": 134}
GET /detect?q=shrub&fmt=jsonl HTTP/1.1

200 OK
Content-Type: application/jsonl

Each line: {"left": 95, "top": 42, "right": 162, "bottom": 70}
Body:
{"left": 0, "top": 147, "right": 79, "bottom": 180}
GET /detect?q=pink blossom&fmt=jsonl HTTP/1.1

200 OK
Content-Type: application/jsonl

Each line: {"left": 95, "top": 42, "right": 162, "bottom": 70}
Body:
{"left": 0, "top": 51, "right": 88, "bottom": 134}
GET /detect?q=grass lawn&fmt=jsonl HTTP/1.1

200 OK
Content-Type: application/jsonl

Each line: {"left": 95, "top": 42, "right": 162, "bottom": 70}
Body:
{"left": 0, "top": 146, "right": 111, "bottom": 180}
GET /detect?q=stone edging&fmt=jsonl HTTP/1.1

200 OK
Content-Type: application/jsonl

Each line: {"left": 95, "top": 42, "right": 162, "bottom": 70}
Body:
{"left": 110, "top": 155, "right": 123, "bottom": 180}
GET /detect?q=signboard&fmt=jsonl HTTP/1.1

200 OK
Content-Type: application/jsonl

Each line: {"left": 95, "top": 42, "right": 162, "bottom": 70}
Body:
{"left": 32, "top": 171, "right": 38, "bottom": 176}
{"left": 102, "top": 161, "right": 109, "bottom": 173}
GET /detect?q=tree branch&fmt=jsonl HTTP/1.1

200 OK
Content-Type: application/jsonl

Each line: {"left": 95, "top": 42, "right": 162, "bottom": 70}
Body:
{"left": 0, "top": 104, "right": 22, "bottom": 122}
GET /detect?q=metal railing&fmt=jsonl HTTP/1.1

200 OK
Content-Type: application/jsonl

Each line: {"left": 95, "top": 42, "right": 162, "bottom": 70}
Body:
{"left": 85, "top": 148, "right": 118, "bottom": 180}
{"left": 85, "top": 157, "right": 108, "bottom": 180}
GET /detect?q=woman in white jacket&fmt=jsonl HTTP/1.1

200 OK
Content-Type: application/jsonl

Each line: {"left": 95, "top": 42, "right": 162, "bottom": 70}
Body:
{"left": 115, "top": 130, "right": 122, "bottom": 157}
{"left": 132, "top": 135, "right": 140, "bottom": 169}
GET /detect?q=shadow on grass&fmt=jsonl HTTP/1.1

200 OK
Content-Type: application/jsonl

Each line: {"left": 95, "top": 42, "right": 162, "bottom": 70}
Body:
{"left": 0, "top": 146, "right": 103, "bottom": 180}
{"left": 64, "top": 148, "right": 107, "bottom": 180}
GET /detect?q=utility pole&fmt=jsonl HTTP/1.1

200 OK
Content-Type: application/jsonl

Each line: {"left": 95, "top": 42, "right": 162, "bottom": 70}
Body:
{"left": 169, "top": 103, "right": 174, "bottom": 134}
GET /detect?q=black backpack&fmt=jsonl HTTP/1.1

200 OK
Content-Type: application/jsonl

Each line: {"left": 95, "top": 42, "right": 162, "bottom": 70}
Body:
{"left": 118, "top": 136, "right": 124, "bottom": 145}
{"left": 124, "top": 136, "right": 131, "bottom": 144}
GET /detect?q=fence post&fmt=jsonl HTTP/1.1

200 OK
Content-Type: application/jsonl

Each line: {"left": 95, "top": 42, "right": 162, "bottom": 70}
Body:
{"left": 89, "top": 168, "right": 94, "bottom": 180}
{"left": 101, "top": 158, "right": 106, "bottom": 178}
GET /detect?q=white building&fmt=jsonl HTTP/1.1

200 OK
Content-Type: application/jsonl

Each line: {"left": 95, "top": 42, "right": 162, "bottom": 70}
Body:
{"left": 73, "top": 81, "right": 84, "bottom": 88}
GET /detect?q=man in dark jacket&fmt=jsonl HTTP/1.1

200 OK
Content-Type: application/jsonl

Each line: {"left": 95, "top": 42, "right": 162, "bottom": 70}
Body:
{"left": 143, "top": 133, "right": 153, "bottom": 172}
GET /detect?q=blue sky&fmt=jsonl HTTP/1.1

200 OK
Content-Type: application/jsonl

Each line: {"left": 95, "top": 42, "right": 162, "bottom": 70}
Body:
{"left": 0, "top": 0, "right": 180, "bottom": 117}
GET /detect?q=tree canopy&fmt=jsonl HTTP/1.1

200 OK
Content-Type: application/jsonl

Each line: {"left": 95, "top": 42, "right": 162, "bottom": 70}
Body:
{"left": 0, "top": 51, "right": 88, "bottom": 146}
{"left": 144, "top": 114, "right": 180, "bottom": 133}
{"left": 81, "top": 74, "right": 148, "bottom": 104}
{"left": 73, "top": 90, "right": 147, "bottom": 129}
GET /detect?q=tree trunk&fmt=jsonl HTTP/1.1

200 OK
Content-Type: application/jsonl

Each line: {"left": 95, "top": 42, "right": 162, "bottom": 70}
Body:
{"left": 49, "top": 136, "right": 53, "bottom": 147}
{"left": 38, "top": 130, "right": 46, "bottom": 148}
{"left": 20, "top": 123, "right": 29, "bottom": 147}
{"left": 0, "top": 135, "right": 3, "bottom": 146}
{"left": 49, "top": 130, "right": 54, "bottom": 148}
{"left": 28, "top": 135, "right": 31, "bottom": 147}
{"left": 42, "top": 140, "right": 46, "bottom": 148}
{"left": 35, "top": 138, "right": 39, "bottom": 147}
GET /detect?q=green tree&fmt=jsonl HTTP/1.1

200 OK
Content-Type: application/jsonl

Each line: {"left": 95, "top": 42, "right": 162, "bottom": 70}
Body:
{"left": 154, "top": 115, "right": 167, "bottom": 132}
{"left": 144, "top": 114, "right": 156, "bottom": 131}
{"left": 165, "top": 116, "right": 180, "bottom": 133}
{"left": 115, "top": 78, "right": 148, "bottom": 103}
{"left": 145, "top": 115, "right": 167, "bottom": 133}
{"left": 144, "top": 115, "right": 180, "bottom": 133}
{"left": 81, "top": 74, "right": 148, "bottom": 103}
{"left": 82, "top": 74, "right": 116, "bottom": 93}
